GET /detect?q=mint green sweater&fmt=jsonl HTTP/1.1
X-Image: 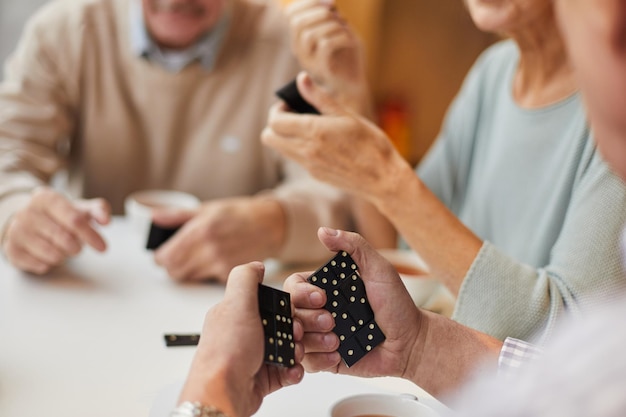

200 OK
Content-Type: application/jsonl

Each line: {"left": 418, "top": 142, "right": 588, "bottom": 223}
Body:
{"left": 419, "top": 41, "right": 626, "bottom": 342}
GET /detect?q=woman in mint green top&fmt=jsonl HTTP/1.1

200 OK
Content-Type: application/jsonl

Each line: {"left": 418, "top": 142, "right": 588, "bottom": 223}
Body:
{"left": 264, "top": 0, "right": 626, "bottom": 342}
{"left": 418, "top": 39, "right": 626, "bottom": 342}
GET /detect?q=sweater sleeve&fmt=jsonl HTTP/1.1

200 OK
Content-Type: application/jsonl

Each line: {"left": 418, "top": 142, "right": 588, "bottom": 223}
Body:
{"left": 453, "top": 148, "right": 626, "bottom": 342}
{"left": 0, "top": 3, "right": 79, "bottom": 236}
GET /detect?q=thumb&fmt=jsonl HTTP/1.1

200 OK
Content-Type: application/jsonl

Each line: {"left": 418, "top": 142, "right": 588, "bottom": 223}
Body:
{"left": 151, "top": 207, "right": 196, "bottom": 227}
{"left": 316, "top": 227, "right": 399, "bottom": 285}
{"left": 296, "top": 71, "right": 347, "bottom": 117}
{"left": 223, "top": 261, "right": 265, "bottom": 310}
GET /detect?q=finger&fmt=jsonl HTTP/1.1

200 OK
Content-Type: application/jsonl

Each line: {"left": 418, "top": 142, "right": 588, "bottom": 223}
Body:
{"left": 317, "top": 227, "right": 398, "bottom": 285}
{"left": 20, "top": 234, "right": 65, "bottom": 266}
{"left": 52, "top": 206, "right": 106, "bottom": 252}
{"left": 297, "top": 71, "right": 347, "bottom": 117}
{"left": 264, "top": 101, "right": 320, "bottom": 143}
{"left": 290, "top": 6, "right": 338, "bottom": 48}
{"left": 277, "top": 363, "right": 305, "bottom": 388}
{"left": 223, "top": 262, "right": 265, "bottom": 309}
{"left": 300, "top": 20, "right": 347, "bottom": 55}
{"left": 302, "top": 351, "right": 342, "bottom": 373}
{"left": 75, "top": 198, "right": 112, "bottom": 225}
{"left": 285, "top": 0, "right": 331, "bottom": 17}
{"left": 295, "top": 307, "right": 334, "bottom": 332}
{"left": 4, "top": 245, "right": 51, "bottom": 275}
{"left": 154, "top": 224, "right": 200, "bottom": 278}
{"left": 292, "top": 317, "right": 304, "bottom": 342}
{"left": 317, "top": 32, "right": 355, "bottom": 63}
{"left": 283, "top": 272, "right": 327, "bottom": 309}
{"left": 31, "top": 190, "right": 107, "bottom": 252}
{"left": 302, "top": 331, "right": 340, "bottom": 353}
{"left": 27, "top": 211, "right": 82, "bottom": 255}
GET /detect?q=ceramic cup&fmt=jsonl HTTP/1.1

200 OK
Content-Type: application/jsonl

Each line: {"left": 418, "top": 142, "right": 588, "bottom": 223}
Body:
{"left": 124, "top": 190, "right": 200, "bottom": 242}
{"left": 330, "top": 393, "right": 440, "bottom": 417}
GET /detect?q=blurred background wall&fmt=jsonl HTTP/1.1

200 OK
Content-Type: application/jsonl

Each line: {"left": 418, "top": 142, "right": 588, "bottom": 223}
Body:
{"left": 0, "top": 0, "right": 47, "bottom": 65}
{"left": 0, "top": 0, "right": 495, "bottom": 165}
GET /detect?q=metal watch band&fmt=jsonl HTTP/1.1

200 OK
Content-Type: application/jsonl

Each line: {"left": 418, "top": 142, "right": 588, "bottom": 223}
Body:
{"left": 170, "top": 401, "right": 230, "bottom": 417}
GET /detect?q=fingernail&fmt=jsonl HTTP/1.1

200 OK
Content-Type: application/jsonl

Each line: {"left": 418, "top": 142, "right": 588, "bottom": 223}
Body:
{"left": 317, "top": 313, "right": 333, "bottom": 330}
{"left": 301, "top": 72, "right": 313, "bottom": 88}
{"left": 310, "top": 290, "right": 324, "bottom": 306}
{"left": 323, "top": 333, "right": 337, "bottom": 348}
{"left": 322, "top": 227, "right": 338, "bottom": 236}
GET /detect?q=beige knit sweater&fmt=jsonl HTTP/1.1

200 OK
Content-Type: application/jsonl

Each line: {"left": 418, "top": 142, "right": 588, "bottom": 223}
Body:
{"left": 0, "top": 0, "right": 352, "bottom": 262}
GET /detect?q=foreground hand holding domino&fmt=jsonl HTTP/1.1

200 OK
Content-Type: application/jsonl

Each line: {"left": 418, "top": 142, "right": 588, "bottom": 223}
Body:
{"left": 1, "top": 186, "right": 110, "bottom": 274}
{"left": 284, "top": 227, "right": 503, "bottom": 397}
{"left": 176, "top": 262, "right": 305, "bottom": 417}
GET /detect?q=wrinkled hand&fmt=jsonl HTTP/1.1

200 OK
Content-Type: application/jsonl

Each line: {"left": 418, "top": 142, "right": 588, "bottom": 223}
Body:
{"left": 179, "top": 262, "right": 305, "bottom": 417}
{"left": 263, "top": 72, "right": 411, "bottom": 205}
{"left": 2, "top": 187, "right": 110, "bottom": 274}
{"left": 283, "top": 227, "right": 422, "bottom": 378}
{"left": 153, "top": 197, "right": 286, "bottom": 282}
{"left": 285, "top": 0, "right": 369, "bottom": 112}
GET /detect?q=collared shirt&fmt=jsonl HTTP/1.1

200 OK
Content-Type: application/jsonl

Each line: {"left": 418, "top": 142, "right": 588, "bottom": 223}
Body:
{"left": 498, "top": 337, "right": 543, "bottom": 376}
{"left": 493, "top": 227, "right": 626, "bottom": 378}
{"left": 129, "top": 0, "right": 231, "bottom": 72}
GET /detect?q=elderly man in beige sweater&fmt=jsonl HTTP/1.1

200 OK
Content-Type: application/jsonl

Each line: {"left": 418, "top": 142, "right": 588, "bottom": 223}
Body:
{"left": 0, "top": 0, "right": 354, "bottom": 282}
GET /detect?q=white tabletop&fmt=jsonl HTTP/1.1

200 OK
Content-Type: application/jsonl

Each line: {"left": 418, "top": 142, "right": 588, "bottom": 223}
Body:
{"left": 0, "top": 217, "right": 447, "bottom": 417}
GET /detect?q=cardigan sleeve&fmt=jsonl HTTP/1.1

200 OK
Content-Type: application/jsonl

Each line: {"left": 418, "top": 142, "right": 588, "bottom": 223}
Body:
{"left": 0, "top": 3, "right": 80, "bottom": 237}
{"left": 452, "top": 148, "right": 626, "bottom": 342}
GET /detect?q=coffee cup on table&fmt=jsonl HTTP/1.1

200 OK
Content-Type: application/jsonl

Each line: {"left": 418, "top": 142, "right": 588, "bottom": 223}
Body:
{"left": 124, "top": 190, "right": 200, "bottom": 242}
{"left": 330, "top": 393, "right": 439, "bottom": 417}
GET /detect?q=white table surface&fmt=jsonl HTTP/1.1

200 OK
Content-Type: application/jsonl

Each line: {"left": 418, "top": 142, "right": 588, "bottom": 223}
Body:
{"left": 0, "top": 217, "right": 447, "bottom": 417}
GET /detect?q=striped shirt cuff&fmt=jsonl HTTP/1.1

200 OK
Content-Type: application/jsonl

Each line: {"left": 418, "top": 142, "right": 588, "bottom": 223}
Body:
{"left": 498, "top": 337, "right": 542, "bottom": 375}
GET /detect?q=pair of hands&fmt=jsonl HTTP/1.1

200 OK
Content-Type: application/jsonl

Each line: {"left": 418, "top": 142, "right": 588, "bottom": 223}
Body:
{"left": 181, "top": 228, "right": 423, "bottom": 417}
{"left": 2, "top": 188, "right": 284, "bottom": 283}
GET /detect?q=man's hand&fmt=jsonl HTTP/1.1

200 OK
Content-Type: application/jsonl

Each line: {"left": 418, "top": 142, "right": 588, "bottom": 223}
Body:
{"left": 2, "top": 187, "right": 110, "bottom": 274}
{"left": 283, "top": 227, "right": 422, "bottom": 378}
{"left": 178, "top": 262, "right": 305, "bottom": 417}
{"left": 153, "top": 197, "right": 286, "bottom": 282}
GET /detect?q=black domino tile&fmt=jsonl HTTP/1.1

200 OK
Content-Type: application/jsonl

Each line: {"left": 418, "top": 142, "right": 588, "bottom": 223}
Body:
{"left": 337, "top": 337, "right": 367, "bottom": 368}
{"left": 163, "top": 333, "right": 200, "bottom": 347}
{"left": 307, "top": 251, "right": 385, "bottom": 367}
{"left": 355, "top": 320, "right": 386, "bottom": 353}
{"left": 275, "top": 78, "right": 320, "bottom": 115}
{"left": 146, "top": 223, "right": 181, "bottom": 250}
{"left": 258, "top": 284, "right": 296, "bottom": 368}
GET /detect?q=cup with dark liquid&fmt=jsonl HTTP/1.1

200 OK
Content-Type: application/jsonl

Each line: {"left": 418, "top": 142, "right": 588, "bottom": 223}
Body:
{"left": 330, "top": 393, "right": 439, "bottom": 417}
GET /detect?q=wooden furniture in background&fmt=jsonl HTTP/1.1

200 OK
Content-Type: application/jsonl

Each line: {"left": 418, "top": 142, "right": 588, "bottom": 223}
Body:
{"left": 334, "top": 0, "right": 496, "bottom": 165}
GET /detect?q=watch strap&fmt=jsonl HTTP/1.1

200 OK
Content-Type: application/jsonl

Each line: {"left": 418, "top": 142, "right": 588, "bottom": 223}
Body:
{"left": 170, "top": 401, "right": 230, "bottom": 417}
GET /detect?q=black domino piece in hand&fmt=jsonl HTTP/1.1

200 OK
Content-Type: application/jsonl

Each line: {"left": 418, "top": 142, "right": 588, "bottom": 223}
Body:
{"left": 146, "top": 223, "right": 181, "bottom": 250}
{"left": 307, "top": 251, "right": 385, "bottom": 367}
{"left": 163, "top": 285, "right": 296, "bottom": 368}
{"left": 275, "top": 78, "right": 320, "bottom": 115}
{"left": 163, "top": 333, "right": 200, "bottom": 347}
{"left": 258, "top": 284, "right": 296, "bottom": 368}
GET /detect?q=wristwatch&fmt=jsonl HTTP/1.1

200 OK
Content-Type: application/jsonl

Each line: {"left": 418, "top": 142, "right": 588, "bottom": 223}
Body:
{"left": 170, "top": 401, "right": 230, "bottom": 417}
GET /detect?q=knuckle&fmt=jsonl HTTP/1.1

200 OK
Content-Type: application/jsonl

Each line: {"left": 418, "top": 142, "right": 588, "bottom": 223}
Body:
{"left": 68, "top": 211, "right": 87, "bottom": 228}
